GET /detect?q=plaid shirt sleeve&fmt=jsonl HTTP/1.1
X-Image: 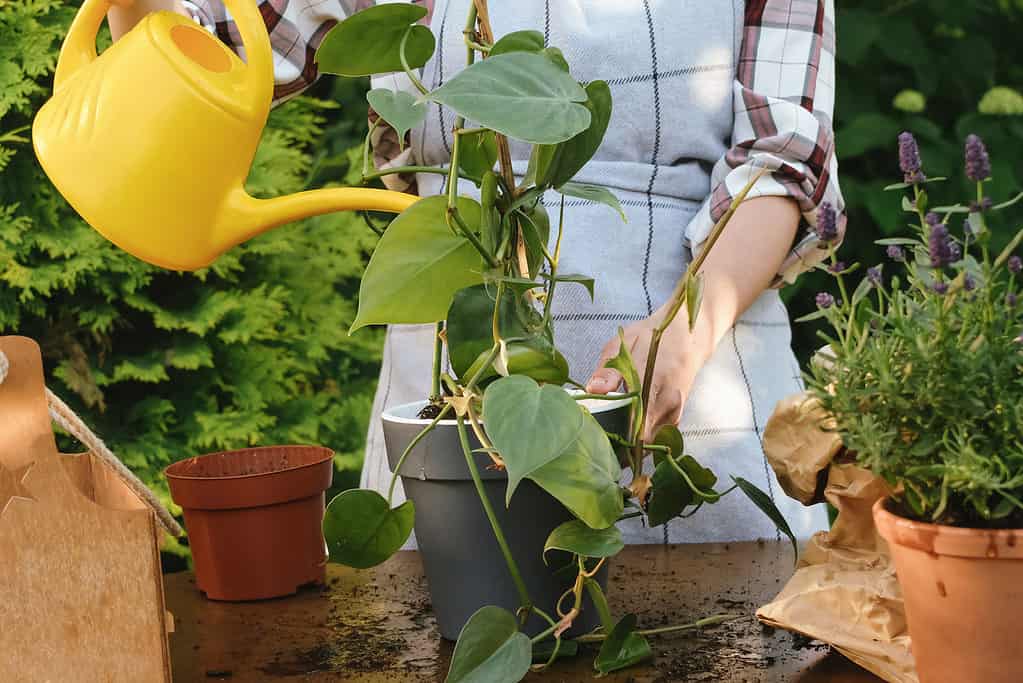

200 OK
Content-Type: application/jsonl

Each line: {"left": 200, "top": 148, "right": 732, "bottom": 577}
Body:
{"left": 184, "top": 0, "right": 373, "bottom": 103}
{"left": 685, "top": 0, "right": 845, "bottom": 286}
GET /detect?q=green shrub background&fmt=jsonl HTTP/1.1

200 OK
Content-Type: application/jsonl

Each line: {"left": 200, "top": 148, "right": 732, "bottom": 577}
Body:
{"left": 2, "top": 0, "right": 1022, "bottom": 562}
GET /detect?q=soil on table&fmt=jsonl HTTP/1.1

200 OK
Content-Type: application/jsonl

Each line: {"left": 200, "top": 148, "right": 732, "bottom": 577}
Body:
{"left": 167, "top": 542, "right": 868, "bottom": 682}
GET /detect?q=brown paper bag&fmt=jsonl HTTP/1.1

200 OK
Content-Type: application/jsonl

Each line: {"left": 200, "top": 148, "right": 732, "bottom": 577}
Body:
{"left": 756, "top": 393, "right": 917, "bottom": 683}
{"left": 0, "top": 336, "right": 176, "bottom": 681}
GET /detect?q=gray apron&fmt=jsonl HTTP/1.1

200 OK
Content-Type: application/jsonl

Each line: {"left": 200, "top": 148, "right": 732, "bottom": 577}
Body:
{"left": 362, "top": 0, "right": 827, "bottom": 544}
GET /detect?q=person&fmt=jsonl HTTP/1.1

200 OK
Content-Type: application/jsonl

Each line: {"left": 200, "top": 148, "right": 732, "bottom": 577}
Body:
{"left": 110, "top": 0, "right": 843, "bottom": 544}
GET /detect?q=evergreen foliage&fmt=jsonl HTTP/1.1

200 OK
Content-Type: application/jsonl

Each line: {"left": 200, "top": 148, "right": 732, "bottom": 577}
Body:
{"left": 0, "top": 0, "right": 381, "bottom": 553}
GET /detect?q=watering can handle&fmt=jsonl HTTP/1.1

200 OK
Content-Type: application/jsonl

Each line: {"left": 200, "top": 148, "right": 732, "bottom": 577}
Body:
{"left": 54, "top": 0, "right": 122, "bottom": 89}
{"left": 56, "top": 0, "right": 276, "bottom": 107}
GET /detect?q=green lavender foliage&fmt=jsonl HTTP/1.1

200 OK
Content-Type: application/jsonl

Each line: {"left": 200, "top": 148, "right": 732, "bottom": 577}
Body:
{"left": 0, "top": 0, "right": 381, "bottom": 534}
{"left": 805, "top": 154, "right": 1023, "bottom": 527}
{"left": 786, "top": 0, "right": 1023, "bottom": 362}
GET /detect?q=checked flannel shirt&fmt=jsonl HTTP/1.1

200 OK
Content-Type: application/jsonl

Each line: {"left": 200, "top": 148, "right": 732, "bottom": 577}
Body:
{"left": 186, "top": 0, "right": 844, "bottom": 283}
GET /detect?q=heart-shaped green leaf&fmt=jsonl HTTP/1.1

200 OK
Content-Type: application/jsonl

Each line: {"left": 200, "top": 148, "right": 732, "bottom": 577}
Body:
{"left": 549, "top": 80, "right": 613, "bottom": 188}
{"left": 446, "top": 284, "right": 541, "bottom": 380}
{"left": 527, "top": 410, "right": 624, "bottom": 529}
{"left": 445, "top": 606, "right": 532, "bottom": 683}
{"left": 594, "top": 614, "right": 652, "bottom": 674}
{"left": 544, "top": 519, "right": 623, "bottom": 562}
{"left": 351, "top": 196, "right": 484, "bottom": 331}
{"left": 323, "top": 489, "right": 414, "bottom": 569}
{"left": 733, "top": 476, "right": 798, "bottom": 561}
{"left": 459, "top": 130, "right": 499, "bottom": 181}
{"left": 428, "top": 52, "right": 590, "bottom": 145}
{"left": 315, "top": 4, "right": 435, "bottom": 77}
{"left": 646, "top": 451, "right": 717, "bottom": 527}
{"left": 558, "top": 182, "right": 626, "bottom": 221}
{"left": 541, "top": 47, "right": 570, "bottom": 72}
{"left": 651, "top": 424, "right": 683, "bottom": 464}
{"left": 489, "top": 30, "right": 545, "bottom": 57}
{"left": 483, "top": 376, "right": 585, "bottom": 501}
{"left": 367, "top": 89, "right": 426, "bottom": 145}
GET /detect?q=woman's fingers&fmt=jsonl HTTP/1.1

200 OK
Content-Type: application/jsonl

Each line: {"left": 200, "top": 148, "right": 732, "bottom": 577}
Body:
{"left": 586, "top": 367, "right": 623, "bottom": 394}
{"left": 586, "top": 336, "right": 624, "bottom": 394}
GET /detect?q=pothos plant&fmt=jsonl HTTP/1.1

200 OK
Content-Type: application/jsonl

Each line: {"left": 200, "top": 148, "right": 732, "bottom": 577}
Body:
{"left": 313, "top": 1, "right": 794, "bottom": 679}
{"left": 804, "top": 132, "right": 1023, "bottom": 529}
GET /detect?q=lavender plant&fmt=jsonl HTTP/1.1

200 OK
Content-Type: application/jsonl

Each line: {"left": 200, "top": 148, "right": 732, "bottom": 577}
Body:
{"left": 804, "top": 132, "right": 1023, "bottom": 527}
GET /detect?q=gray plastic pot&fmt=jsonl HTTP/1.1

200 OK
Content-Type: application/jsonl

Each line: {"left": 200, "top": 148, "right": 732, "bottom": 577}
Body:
{"left": 383, "top": 395, "right": 632, "bottom": 641}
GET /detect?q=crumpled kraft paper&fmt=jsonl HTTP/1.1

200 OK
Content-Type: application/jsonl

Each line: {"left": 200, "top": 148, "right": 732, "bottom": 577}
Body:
{"left": 756, "top": 392, "right": 917, "bottom": 683}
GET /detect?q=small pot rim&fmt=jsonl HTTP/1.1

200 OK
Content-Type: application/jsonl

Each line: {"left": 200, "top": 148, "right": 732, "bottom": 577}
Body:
{"left": 873, "top": 497, "right": 1023, "bottom": 559}
{"left": 165, "top": 444, "right": 334, "bottom": 482}
{"left": 382, "top": 392, "right": 634, "bottom": 426}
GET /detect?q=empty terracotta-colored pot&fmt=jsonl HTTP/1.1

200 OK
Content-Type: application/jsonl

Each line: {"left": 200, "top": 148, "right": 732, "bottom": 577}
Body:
{"left": 873, "top": 498, "right": 1023, "bottom": 683}
{"left": 166, "top": 446, "right": 333, "bottom": 601}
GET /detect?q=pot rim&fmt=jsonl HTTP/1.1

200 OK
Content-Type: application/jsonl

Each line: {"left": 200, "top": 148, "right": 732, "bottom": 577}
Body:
{"left": 873, "top": 497, "right": 1023, "bottom": 559}
{"left": 165, "top": 444, "right": 334, "bottom": 482}
{"left": 382, "top": 392, "right": 633, "bottom": 426}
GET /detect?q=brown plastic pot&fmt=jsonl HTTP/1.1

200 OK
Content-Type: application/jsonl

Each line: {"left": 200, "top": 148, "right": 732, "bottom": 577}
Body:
{"left": 873, "top": 498, "right": 1023, "bottom": 683}
{"left": 166, "top": 445, "right": 333, "bottom": 601}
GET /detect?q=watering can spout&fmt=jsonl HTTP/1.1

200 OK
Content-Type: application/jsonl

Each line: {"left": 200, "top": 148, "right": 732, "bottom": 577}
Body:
{"left": 219, "top": 187, "right": 420, "bottom": 258}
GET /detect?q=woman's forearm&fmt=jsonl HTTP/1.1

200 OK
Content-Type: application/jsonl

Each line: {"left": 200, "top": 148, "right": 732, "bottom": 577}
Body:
{"left": 108, "top": 0, "right": 187, "bottom": 41}
{"left": 666, "top": 196, "right": 801, "bottom": 364}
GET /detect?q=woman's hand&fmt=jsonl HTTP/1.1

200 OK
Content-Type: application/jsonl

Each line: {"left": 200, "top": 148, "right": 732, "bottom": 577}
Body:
{"left": 585, "top": 304, "right": 713, "bottom": 441}
{"left": 584, "top": 196, "right": 803, "bottom": 442}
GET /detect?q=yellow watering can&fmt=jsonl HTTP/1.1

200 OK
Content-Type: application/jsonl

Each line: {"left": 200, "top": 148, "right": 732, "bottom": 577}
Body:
{"left": 33, "top": 0, "right": 417, "bottom": 271}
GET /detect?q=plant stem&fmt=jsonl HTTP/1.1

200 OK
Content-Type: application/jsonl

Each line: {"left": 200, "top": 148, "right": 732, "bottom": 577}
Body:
{"left": 431, "top": 321, "right": 443, "bottom": 400}
{"left": 573, "top": 614, "right": 736, "bottom": 643}
{"left": 363, "top": 165, "right": 477, "bottom": 183}
{"left": 542, "top": 195, "right": 566, "bottom": 331}
{"left": 448, "top": 206, "right": 498, "bottom": 267}
{"left": 456, "top": 414, "right": 533, "bottom": 613}
{"left": 633, "top": 168, "right": 767, "bottom": 465}
{"left": 399, "top": 27, "right": 430, "bottom": 96}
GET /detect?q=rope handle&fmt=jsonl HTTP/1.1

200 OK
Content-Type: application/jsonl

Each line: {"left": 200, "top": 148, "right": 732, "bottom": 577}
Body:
{"left": 0, "top": 351, "right": 184, "bottom": 537}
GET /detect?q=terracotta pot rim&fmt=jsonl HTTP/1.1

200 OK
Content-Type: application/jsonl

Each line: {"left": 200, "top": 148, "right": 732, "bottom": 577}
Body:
{"left": 873, "top": 497, "right": 1023, "bottom": 559}
{"left": 164, "top": 444, "right": 334, "bottom": 482}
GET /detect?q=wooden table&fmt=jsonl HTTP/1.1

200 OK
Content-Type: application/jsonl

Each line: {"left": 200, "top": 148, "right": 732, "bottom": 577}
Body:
{"left": 165, "top": 541, "right": 882, "bottom": 682}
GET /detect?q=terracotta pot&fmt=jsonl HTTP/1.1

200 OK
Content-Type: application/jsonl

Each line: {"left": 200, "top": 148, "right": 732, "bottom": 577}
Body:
{"left": 873, "top": 498, "right": 1023, "bottom": 683}
{"left": 166, "top": 446, "right": 333, "bottom": 601}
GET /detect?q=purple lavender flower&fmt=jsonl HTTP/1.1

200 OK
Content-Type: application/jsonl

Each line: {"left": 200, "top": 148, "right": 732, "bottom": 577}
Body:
{"left": 867, "top": 265, "right": 883, "bottom": 286}
{"left": 1009, "top": 255, "right": 1022, "bottom": 274}
{"left": 886, "top": 245, "right": 906, "bottom": 262}
{"left": 949, "top": 242, "right": 962, "bottom": 263}
{"left": 898, "top": 132, "right": 926, "bottom": 184}
{"left": 925, "top": 212, "right": 942, "bottom": 228}
{"left": 932, "top": 281, "right": 949, "bottom": 295}
{"left": 828, "top": 261, "right": 847, "bottom": 274}
{"left": 816, "top": 203, "right": 839, "bottom": 244}
{"left": 965, "top": 134, "right": 992, "bottom": 182}
{"left": 816, "top": 292, "right": 835, "bottom": 309}
{"left": 1007, "top": 293, "right": 1018, "bottom": 307}
{"left": 929, "top": 224, "right": 954, "bottom": 268}
{"left": 963, "top": 274, "right": 977, "bottom": 291}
